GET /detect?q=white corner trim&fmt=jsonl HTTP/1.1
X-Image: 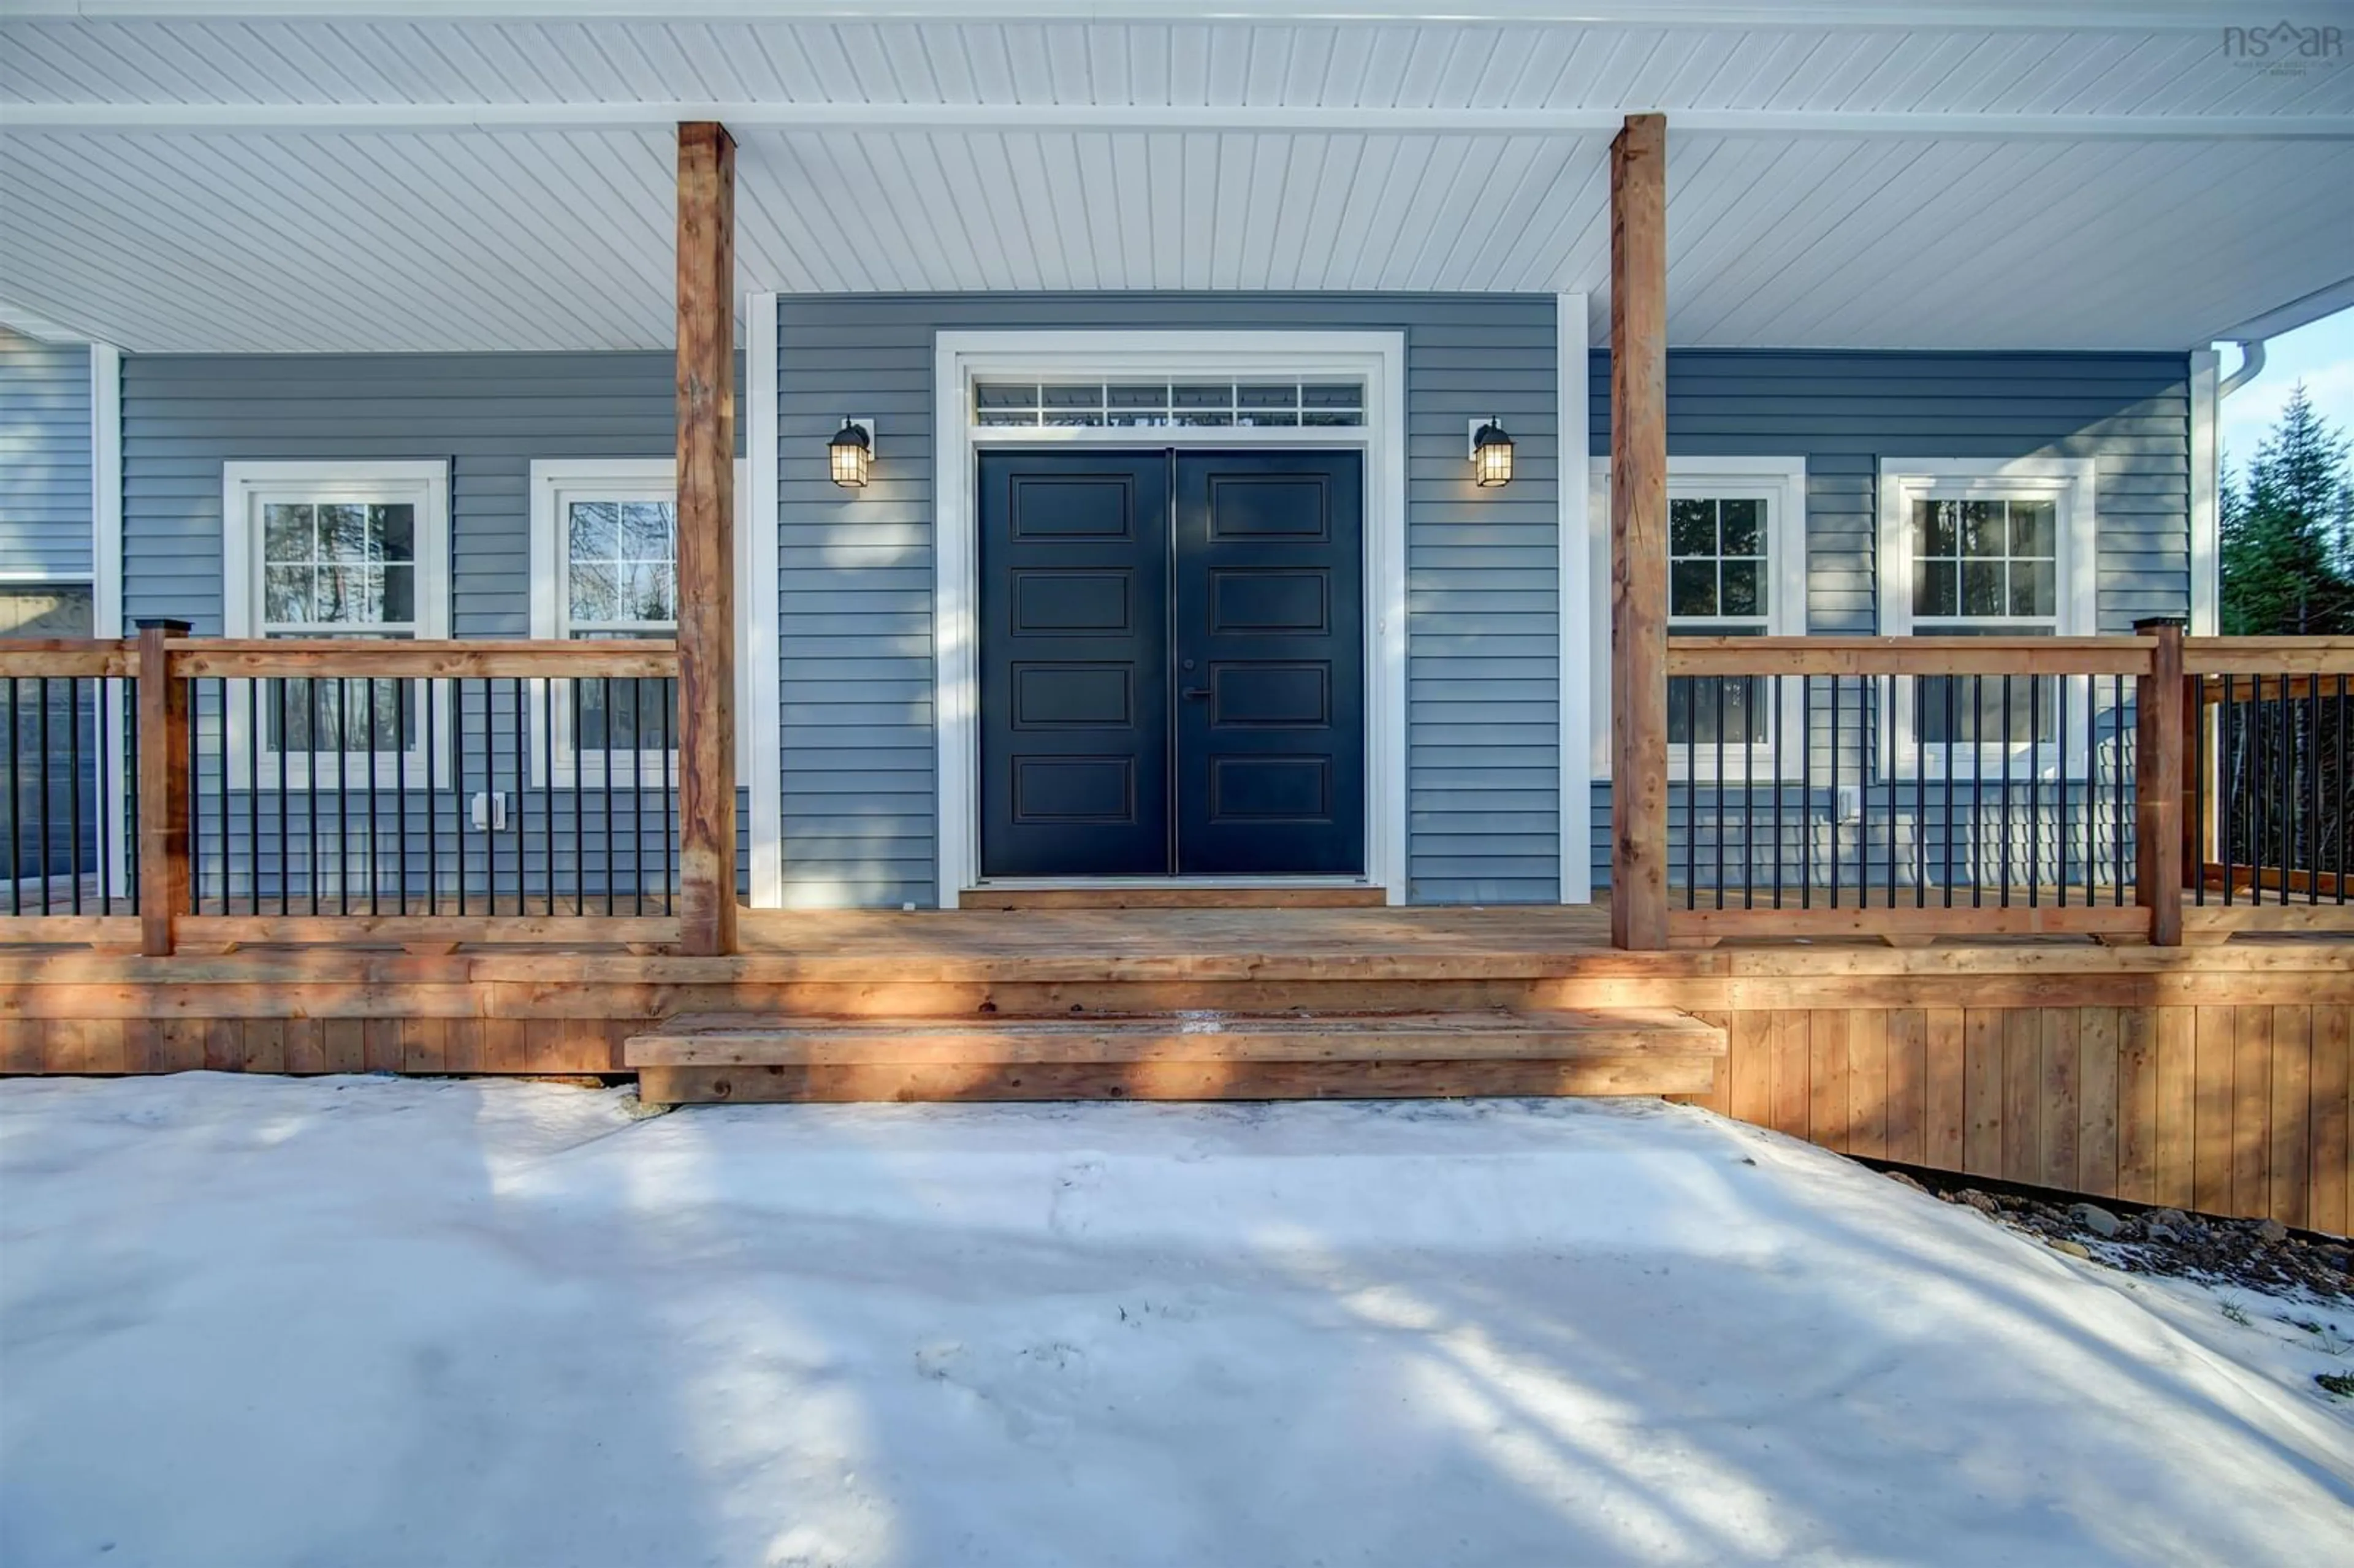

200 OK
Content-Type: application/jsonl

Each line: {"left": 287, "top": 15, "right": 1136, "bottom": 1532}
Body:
{"left": 1555, "top": 294, "right": 1591, "bottom": 906}
{"left": 932, "top": 327, "right": 1410, "bottom": 908}
{"left": 90, "top": 343, "right": 121, "bottom": 635}
{"left": 744, "top": 291, "right": 784, "bottom": 909}
{"left": 2188, "top": 348, "right": 2219, "bottom": 636}
{"left": 90, "top": 340, "right": 128, "bottom": 896}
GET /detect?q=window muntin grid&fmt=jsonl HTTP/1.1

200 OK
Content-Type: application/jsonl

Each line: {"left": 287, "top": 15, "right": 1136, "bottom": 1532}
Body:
{"left": 1668, "top": 496, "right": 1771, "bottom": 747}
{"left": 974, "top": 379, "right": 1365, "bottom": 429}
{"left": 1910, "top": 498, "right": 2060, "bottom": 745}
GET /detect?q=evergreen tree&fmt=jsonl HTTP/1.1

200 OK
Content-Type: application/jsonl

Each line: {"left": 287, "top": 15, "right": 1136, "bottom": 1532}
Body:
{"left": 2220, "top": 383, "right": 2354, "bottom": 634}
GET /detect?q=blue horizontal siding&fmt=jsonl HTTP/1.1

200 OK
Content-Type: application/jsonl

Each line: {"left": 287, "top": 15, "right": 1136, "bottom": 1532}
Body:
{"left": 777, "top": 292, "right": 1564, "bottom": 908}
{"left": 1586, "top": 348, "right": 2192, "bottom": 889}
{"left": 0, "top": 330, "right": 93, "bottom": 581}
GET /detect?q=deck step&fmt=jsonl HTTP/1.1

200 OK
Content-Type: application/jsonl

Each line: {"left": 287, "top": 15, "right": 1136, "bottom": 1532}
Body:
{"left": 627, "top": 1009, "right": 1726, "bottom": 1104}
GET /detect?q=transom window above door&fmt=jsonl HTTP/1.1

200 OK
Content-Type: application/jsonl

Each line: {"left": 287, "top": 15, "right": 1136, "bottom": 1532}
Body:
{"left": 973, "top": 379, "right": 1365, "bottom": 428}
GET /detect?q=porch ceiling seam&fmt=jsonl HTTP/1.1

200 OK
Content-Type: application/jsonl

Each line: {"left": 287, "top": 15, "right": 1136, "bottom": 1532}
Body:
{"left": 6, "top": 104, "right": 2351, "bottom": 141}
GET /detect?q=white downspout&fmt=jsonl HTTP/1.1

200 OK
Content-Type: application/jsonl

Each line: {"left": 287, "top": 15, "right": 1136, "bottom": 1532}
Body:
{"left": 2217, "top": 338, "right": 2266, "bottom": 399}
{"left": 2190, "top": 338, "right": 2266, "bottom": 636}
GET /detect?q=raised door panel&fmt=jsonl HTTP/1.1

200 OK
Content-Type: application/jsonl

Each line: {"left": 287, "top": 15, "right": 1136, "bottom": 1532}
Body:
{"left": 979, "top": 452, "right": 1171, "bottom": 877}
{"left": 1173, "top": 451, "right": 1365, "bottom": 875}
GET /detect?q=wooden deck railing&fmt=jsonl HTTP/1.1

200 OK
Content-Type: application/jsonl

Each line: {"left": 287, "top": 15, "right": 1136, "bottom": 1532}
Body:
{"left": 1648, "top": 625, "right": 2354, "bottom": 946}
{"left": 2184, "top": 637, "right": 2354, "bottom": 936}
{"left": 2, "top": 631, "right": 685, "bottom": 953}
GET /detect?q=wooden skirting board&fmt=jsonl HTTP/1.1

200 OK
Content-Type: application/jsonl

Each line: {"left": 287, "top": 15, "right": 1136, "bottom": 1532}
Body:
{"left": 0, "top": 907, "right": 2344, "bottom": 1234}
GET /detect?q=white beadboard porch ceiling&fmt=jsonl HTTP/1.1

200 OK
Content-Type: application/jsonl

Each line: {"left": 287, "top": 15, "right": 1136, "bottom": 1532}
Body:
{"left": 1, "top": 8, "right": 2349, "bottom": 353}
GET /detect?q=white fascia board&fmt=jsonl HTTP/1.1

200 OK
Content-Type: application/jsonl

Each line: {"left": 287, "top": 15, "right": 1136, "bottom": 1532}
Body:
{"left": 0, "top": 3, "right": 2282, "bottom": 28}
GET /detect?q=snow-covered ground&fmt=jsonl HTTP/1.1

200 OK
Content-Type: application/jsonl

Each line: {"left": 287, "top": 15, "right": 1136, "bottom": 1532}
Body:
{"left": 2, "top": 1076, "right": 2348, "bottom": 1568}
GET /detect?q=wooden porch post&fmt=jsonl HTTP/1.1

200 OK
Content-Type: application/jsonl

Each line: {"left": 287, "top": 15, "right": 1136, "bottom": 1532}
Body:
{"left": 1609, "top": 112, "right": 1669, "bottom": 951}
{"left": 676, "top": 121, "right": 739, "bottom": 956}
{"left": 134, "top": 617, "right": 190, "bottom": 957}
{"left": 2135, "top": 616, "right": 2185, "bottom": 945}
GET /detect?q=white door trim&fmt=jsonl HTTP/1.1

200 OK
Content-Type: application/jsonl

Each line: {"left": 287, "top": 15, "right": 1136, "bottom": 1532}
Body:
{"left": 931, "top": 329, "right": 1409, "bottom": 908}
{"left": 1555, "top": 294, "right": 1591, "bottom": 905}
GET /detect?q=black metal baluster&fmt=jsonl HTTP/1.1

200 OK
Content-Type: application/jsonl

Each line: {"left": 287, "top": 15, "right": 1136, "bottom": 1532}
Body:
{"left": 1682, "top": 677, "right": 1695, "bottom": 909}
{"left": 2308, "top": 672, "right": 2321, "bottom": 906}
{"left": 514, "top": 676, "right": 529, "bottom": 917}
{"left": 541, "top": 679, "right": 555, "bottom": 915}
{"left": 2114, "top": 676, "right": 2128, "bottom": 906}
{"left": 1998, "top": 674, "right": 2013, "bottom": 907}
{"left": 1713, "top": 674, "right": 1726, "bottom": 910}
{"left": 245, "top": 682, "right": 259, "bottom": 915}
{"left": 2278, "top": 674, "right": 2293, "bottom": 905}
{"left": 393, "top": 676, "right": 407, "bottom": 916}
{"left": 1742, "top": 675, "right": 1755, "bottom": 909}
{"left": 37, "top": 676, "right": 51, "bottom": 913}
{"left": 6, "top": 680, "right": 18, "bottom": 916}
{"left": 455, "top": 680, "right": 469, "bottom": 918}
{"left": 1800, "top": 675, "right": 1812, "bottom": 909}
{"left": 603, "top": 676, "right": 616, "bottom": 916}
{"left": 1958, "top": 673, "right": 1977, "bottom": 904}
{"left": 2325, "top": 668, "right": 2344, "bottom": 904}
{"left": 1829, "top": 675, "right": 1842, "bottom": 908}
{"left": 66, "top": 676, "right": 83, "bottom": 914}
{"left": 97, "top": 679, "right": 111, "bottom": 916}
{"left": 125, "top": 676, "right": 139, "bottom": 915}
{"left": 2027, "top": 674, "right": 2040, "bottom": 909}
{"left": 1941, "top": 675, "right": 1955, "bottom": 907}
{"left": 2057, "top": 675, "right": 2070, "bottom": 906}
{"left": 424, "top": 679, "right": 438, "bottom": 915}
{"left": 573, "top": 679, "right": 585, "bottom": 916}
{"left": 304, "top": 676, "right": 319, "bottom": 915}
{"left": 1886, "top": 674, "right": 1899, "bottom": 908}
{"left": 1915, "top": 674, "right": 1927, "bottom": 907}
{"left": 2220, "top": 679, "right": 2236, "bottom": 907}
{"left": 660, "top": 677, "right": 674, "bottom": 915}
{"left": 2188, "top": 676, "right": 2203, "bottom": 905}
{"left": 215, "top": 679, "right": 230, "bottom": 915}
{"left": 1772, "top": 674, "right": 1785, "bottom": 908}
{"left": 628, "top": 677, "right": 643, "bottom": 915}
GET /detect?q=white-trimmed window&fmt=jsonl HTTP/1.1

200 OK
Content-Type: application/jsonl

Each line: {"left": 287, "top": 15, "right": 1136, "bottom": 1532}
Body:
{"left": 1592, "top": 457, "right": 1808, "bottom": 779}
{"left": 1879, "top": 457, "right": 2098, "bottom": 777}
{"left": 222, "top": 462, "right": 450, "bottom": 786}
{"left": 528, "top": 458, "right": 751, "bottom": 785}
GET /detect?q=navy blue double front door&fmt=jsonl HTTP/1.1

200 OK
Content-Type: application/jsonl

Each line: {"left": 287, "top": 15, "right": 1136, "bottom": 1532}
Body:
{"left": 978, "top": 448, "right": 1365, "bottom": 879}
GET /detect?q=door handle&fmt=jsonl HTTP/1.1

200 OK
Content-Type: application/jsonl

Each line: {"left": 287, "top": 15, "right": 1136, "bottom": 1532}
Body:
{"left": 1181, "top": 687, "right": 1211, "bottom": 701}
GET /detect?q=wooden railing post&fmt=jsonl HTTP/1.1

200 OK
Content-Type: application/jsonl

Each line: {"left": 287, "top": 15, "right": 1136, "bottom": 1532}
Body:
{"left": 134, "top": 618, "right": 190, "bottom": 956}
{"left": 675, "top": 120, "right": 739, "bottom": 956}
{"left": 2135, "top": 617, "right": 2185, "bottom": 946}
{"left": 1610, "top": 111, "right": 1670, "bottom": 950}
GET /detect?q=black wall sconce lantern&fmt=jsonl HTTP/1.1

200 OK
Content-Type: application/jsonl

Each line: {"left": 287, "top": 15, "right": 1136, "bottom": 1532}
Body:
{"left": 1468, "top": 417, "right": 1514, "bottom": 487}
{"left": 829, "top": 419, "right": 874, "bottom": 489}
